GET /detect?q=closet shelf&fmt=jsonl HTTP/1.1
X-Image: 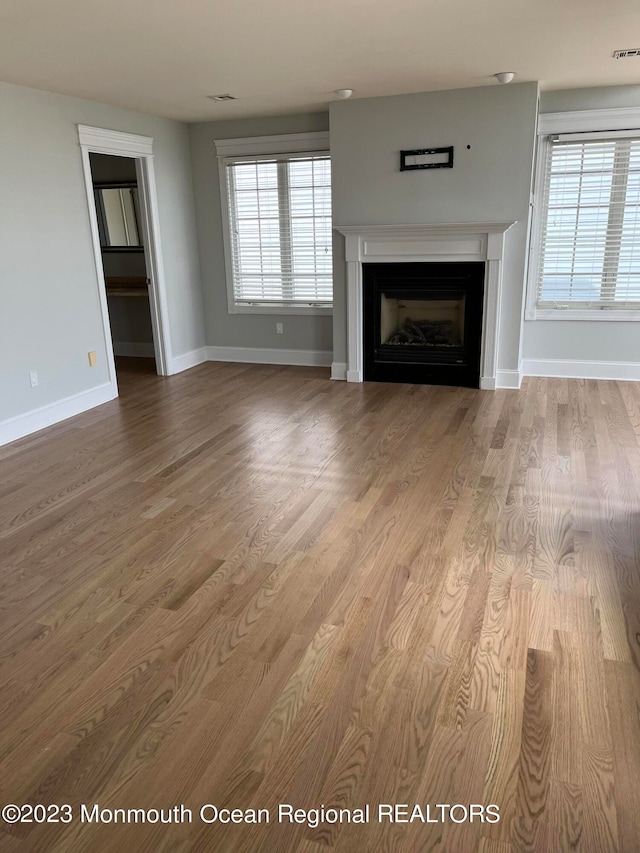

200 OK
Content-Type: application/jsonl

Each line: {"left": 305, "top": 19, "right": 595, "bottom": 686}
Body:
{"left": 105, "top": 276, "right": 149, "bottom": 297}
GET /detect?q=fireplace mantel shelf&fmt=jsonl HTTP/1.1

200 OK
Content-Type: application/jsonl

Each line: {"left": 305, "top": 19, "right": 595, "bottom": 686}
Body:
{"left": 336, "top": 222, "right": 516, "bottom": 237}
{"left": 335, "top": 221, "right": 517, "bottom": 390}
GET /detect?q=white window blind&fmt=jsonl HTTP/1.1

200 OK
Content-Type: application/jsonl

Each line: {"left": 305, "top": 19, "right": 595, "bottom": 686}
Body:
{"left": 225, "top": 153, "right": 332, "bottom": 307}
{"left": 537, "top": 135, "right": 640, "bottom": 308}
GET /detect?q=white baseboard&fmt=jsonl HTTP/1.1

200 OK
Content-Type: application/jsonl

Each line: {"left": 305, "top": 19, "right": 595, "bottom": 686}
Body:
{"left": 495, "top": 368, "right": 523, "bottom": 390}
{"left": 113, "top": 341, "right": 155, "bottom": 358}
{"left": 206, "top": 346, "right": 332, "bottom": 368}
{"left": 168, "top": 347, "right": 209, "bottom": 375}
{"left": 331, "top": 362, "right": 347, "bottom": 380}
{"left": 0, "top": 382, "right": 117, "bottom": 447}
{"left": 523, "top": 358, "right": 640, "bottom": 382}
{"left": 165, "top": 345, "right": 332, "bottom": 377}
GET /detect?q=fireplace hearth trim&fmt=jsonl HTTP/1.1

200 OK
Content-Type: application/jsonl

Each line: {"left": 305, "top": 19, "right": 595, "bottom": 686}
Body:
{"left": 335, "top": 222, "right": 516, "bottom": 390}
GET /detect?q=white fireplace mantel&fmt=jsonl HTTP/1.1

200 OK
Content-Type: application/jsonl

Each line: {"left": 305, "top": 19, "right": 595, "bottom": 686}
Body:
{"left": 335, "top": 222, "right": 516, "bottom": 390}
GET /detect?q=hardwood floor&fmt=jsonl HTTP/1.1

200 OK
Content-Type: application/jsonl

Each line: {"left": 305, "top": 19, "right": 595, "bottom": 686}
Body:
{"left": 1, "top": 362, "right": 640, "bottom": 851}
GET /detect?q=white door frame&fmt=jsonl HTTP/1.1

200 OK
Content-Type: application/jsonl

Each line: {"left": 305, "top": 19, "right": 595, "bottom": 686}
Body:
{"left": 78, "top": 125, "right": 173, "bottom": 389}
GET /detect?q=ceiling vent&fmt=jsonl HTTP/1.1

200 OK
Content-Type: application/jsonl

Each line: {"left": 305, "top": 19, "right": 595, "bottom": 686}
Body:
{"left": 613, "top": 49, "right": 640, "bottom": 59}
{"left": 207, "top": 94, "right": 237, "bottom": 102}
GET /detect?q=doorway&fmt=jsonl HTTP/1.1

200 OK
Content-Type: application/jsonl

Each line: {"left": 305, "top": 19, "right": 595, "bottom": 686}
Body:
{"left": 90, "top": 153, "right": 156, "bottom": 383}
{"left": 78, "top": 125, "right": 172, "bottom": 398}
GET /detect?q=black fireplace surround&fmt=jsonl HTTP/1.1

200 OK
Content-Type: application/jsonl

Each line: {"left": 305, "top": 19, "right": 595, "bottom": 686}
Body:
{"left": 363, "top": 261, "right": 485, "bottom": 388}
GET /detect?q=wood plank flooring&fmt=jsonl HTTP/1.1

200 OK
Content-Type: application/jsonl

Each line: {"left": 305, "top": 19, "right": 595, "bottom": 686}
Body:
{"left": 1, "top": 360, "right": 640, "bottom": 851}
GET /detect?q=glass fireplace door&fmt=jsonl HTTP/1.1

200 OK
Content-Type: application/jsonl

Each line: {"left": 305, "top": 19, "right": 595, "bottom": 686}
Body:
{"left": 380, "top": 293, "right": 466, "bottom": 349}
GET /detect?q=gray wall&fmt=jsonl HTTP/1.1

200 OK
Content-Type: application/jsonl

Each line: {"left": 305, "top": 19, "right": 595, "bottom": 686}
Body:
{"left": 107, "top": 295, "right": 154, "bottom": 350}
{"left": 540, "top": 86, "right": 640, "bottom": 114}
{"left": 0, "top": 82, "right": 204, "bottom": 422}
{"left": 523, "top": 85, "right": 640, "bottom": 366}
{"left": 189, "top": 113, "right": 333, "bottom": 353}
{"left": 329, "top": 83, "right": 540, "bottom": 370}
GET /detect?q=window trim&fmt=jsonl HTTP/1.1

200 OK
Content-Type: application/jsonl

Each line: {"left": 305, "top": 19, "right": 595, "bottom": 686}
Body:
{"left": 215, "top": 132, "right": 332, "bottom": 316}
{"left": 526, "top": 107, "right": 640, "bottom": 322}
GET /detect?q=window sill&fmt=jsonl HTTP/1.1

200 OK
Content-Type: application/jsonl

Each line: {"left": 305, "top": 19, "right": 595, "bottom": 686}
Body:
{"left": 529, "top": 308, "right": 640, "bottom": 322}
{"left": 229, "top": 304, "right": 333, "bottom": 317}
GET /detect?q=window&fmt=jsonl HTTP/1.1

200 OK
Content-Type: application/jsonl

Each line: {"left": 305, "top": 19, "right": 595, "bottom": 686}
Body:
{"left": 226, "top": 155, "right": 332, "bottom": 307}
{"left": 530, "top": 121, "right": 640, "bottom": 319}
{"left": 216, "top": 133, "right": 332, "bottom": 314}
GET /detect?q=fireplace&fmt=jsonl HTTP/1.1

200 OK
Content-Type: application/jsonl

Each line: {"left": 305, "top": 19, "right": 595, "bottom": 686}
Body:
{"left": 335, "top": 222, "right": 516, "bottom": 389}
{"left": 363, "top": 262, "right": 484, "bottom": 387}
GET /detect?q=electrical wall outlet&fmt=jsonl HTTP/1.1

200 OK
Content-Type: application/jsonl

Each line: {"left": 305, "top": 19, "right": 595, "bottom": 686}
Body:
{"left": 276, "top": 323, "right": 284, "bottom": 335}
{"left": 88, "top": 351, "right": 97, "bottom": 367}
{"left": 29, "top": 370, "right": 38, "bottom": 387}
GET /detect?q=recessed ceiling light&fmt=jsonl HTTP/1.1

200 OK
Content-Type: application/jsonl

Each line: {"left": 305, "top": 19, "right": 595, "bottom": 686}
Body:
{"left": 207, "top": 94, "right": 237, "bottom": 102}
{"left": 613, "top": 48, "right": 640, "bottom": 59}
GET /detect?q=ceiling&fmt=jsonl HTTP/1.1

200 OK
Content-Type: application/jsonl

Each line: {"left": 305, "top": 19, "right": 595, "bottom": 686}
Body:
{"left": 1, "top": 0, "right": 639, "bottom": 122}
